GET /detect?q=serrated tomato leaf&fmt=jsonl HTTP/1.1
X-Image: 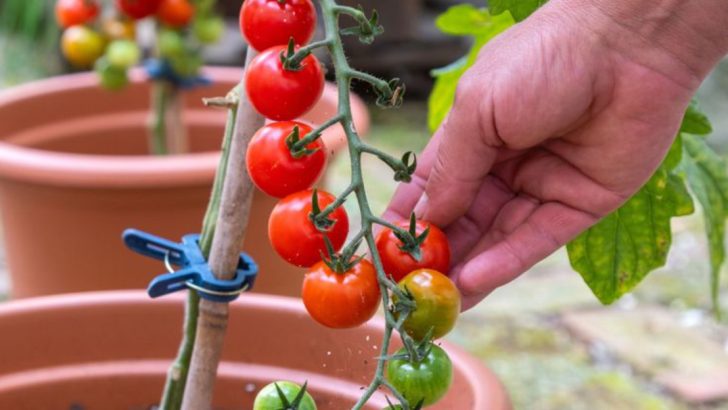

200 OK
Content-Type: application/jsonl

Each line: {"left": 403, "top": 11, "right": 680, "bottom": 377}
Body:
{"left": 680, "top": 100, "right": 713, "bottom": 135}
{"left": 567, "top": 154, "right": 693, "bottom": 304}
{"left": 428, "top": 7, "right": 514, "bottom": 131}
{"left": 681, "top": 133, "right": 728, "bottom": 316}
{"left": 488, "top": 0, "right": 547, "bottom": 22}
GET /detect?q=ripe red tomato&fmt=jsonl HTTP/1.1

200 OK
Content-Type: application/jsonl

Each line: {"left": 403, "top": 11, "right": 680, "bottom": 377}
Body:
{"left": 376, "top": 220, "right": 451, "bottom": 282}
{"left": 397, "top": 269, "right": 460, "bottom": 341}
{"left": 245, "top": 45, "right": 324, "bottom": 121}
{"left": 116, "top": 0, "right": 162, "bottom": 19}
{"left": 240, "top": 0, "right": 316, "bottom": 52}
{"left": 157, "top": 0, "right": 194, "bottom": 27}
{"left": 247, "top": 121, "right": 327, "bottom": 198}
{"left": 55, "top": 0, "right": 99, "bottom": 28}
{"left": 302, "top": 259, "right": 380, "bottom": 328}
{"left": 268, "top": 189, "right": 349, "bottom": 267}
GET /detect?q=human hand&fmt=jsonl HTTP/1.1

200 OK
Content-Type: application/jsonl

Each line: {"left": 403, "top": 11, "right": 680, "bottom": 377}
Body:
{"left": 383, "top": 0, "right": 728, "bottom": 310}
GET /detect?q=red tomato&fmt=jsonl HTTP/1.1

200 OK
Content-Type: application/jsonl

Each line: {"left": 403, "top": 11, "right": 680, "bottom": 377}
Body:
{"left": 247, "top": 121, "right": 327, "bottom": 198}
{"left": 268, "top": 189, "right": 349, "bottom": 267}
{"left": 157, "top": 0, "right": 194, "bottom": 27}
{"left": 376, "top": 220, "right": 451, "bottom": 282}
{"left": 116, "top": 0, "right": 162, "bottom": 19}
{"left": 55, "top": 0, "right": 99, "bottom": 28}
{"left": 245, "top": 45, "right": 324, "bottom": 121}
{"left": 302, "top": 259, "right": 381, "bottom": 328}
{"left": 240, "top": 0, "right": 316, "bottom": 52}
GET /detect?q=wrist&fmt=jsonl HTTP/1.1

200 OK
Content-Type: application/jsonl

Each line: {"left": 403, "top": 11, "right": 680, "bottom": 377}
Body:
{"left": 546, "top": 0, "right": 728, "bottom": 88}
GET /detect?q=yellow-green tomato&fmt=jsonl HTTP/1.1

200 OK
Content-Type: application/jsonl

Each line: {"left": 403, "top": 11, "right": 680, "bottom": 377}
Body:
{"left": 193, "top": 16, "right": 224, "bottom": 44}
{"left": 158, "top": 28, "right": 185, "bottom": 58}
{"left": 386, "top": 345, "right": 453, "bottom": 407}
{"left": 253, "top": 381, "right": 317, "bottom": 410}
{"left": 398, "top": 269, "right": 461, "bottom": 341}
{"left": 106, "top": 40, "right": 141, "bottom": 69}
{"left": 61, "top": 25, "right": 106, "bottom": 68}
{"left": 94, "top": 58, "right": 128, "bottom": 91}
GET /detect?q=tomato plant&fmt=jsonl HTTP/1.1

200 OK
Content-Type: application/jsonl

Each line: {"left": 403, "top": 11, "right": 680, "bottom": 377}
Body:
{"left": 102, "top": 18, "right": 136, "bottom": 40}
{"left": 106, "top": 40, "right": 141, "bottom": 69}
{"left": 193, "top": 16, "right": 225, "bottom": 44}
{"left": 397, "top": 269, "right": 460, "bottom": 341}
{"left": 61, "top": 25, "right": 106, "bottom": 68}
{"left": 268, "top": 189, "right": 349, "bottom": 267}
{"left": 376, "top": 219, "right": 451, "bottom": 282}
{"left": 245, "top": 45, "right": 324, "bottom": 121}
{"left": 253, "top": 381, "right": 317, "bottom": 410}
{"left": 302, "top": 259, "right": 380, "bottom": 329}
{"left": 116, "top": 0, "right": 163, "bottom": 19}
{"left": 240, "top": 0, "right": 317, "bottom": 52}
{"left": 157, "top": 0, "right": 195, "bottom": 28}
{"left": 247, "top": 121, "right": 327, "bottom": 198}
{"left": 55, "top": 0, "right": 99, "bottom": 28}
{"left": 386, "top": 345, "right": 453, "bottom": 407}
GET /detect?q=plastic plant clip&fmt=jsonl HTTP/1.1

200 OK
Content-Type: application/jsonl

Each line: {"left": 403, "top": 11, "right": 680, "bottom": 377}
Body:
{"left": 122, "top": 228, "right": 258, "bottom": 302}
{"left": 144, "top": 59, "right": 212, "bottom": 89}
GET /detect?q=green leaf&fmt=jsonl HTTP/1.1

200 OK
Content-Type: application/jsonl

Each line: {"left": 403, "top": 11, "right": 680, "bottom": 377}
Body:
{"left": 681, "top": 133, "right": 728, "bottom": 316}
{"left": 435, "top": 4, "right": 497, "bottom": 35}
{"left": 428, "top": 8, "right": 515, "bottom": 131}
{"left": 488, "top": 0, "right": 547, "bottom": 22}
{"left": 680, "top": 100, "right": 713, "bottom": 135}
{"left": 567, "top": 154, "right": 692, "bottom": 304}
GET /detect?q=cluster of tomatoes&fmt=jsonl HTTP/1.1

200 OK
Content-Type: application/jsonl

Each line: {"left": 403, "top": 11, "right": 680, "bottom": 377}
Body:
{"left": 241, "top": 1, "right": 459, "bottom": 408}
{"left": 56, "top": 0, "right": 223, "bottom": 90}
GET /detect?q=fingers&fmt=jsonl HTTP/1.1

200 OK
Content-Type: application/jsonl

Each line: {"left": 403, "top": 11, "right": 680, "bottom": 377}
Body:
{"left": 450, "top": 200, "right": 598, "bottom": 310}
{"left": 414, "top": 83, "right": 499, "bottom": 227}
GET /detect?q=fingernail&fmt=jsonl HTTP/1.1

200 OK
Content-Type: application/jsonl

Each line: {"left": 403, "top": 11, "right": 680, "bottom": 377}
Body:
{"left": 413, "top": 193, "right": 429, "bottom": 218}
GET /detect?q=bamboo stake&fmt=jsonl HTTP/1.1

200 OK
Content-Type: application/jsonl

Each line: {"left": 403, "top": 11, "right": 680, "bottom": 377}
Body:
{"left": 180, "top": 48, "right": 263, "bottom": 410}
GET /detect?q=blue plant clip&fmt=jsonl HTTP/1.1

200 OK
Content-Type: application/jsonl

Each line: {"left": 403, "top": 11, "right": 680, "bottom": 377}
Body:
{"left": 143, "top": 59, "right": 213, "bottom": 90}
{"left": 122, "top": 229, "right": 258, "bottom": 303}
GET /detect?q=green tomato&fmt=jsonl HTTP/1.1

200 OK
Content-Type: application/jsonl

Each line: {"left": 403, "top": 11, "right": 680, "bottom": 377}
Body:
{"left": 106, "top": 40, "right": 141, "bottom": 69}
{"left": 253, "top": 381, "right": 317, "bottom": 410}
{"left": 386, "top": 345, "right": 453, "bottom": 407}
{"left": 158, "top": 28, "right": 185, "bottom": 58}
{"left": 168, "top": 52, "right": 203, "bottom": 77}
{"left": 94, "top": 58, "right": 129, "bottom": 91}
{"left": 193, "top": 16, "right": 224, "bottom": 44}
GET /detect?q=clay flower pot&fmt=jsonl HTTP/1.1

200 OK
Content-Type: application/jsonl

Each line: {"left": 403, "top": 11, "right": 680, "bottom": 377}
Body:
{"left": 0, "top": 291, "right": 510, "bottom": 409}
{"left": 0, "top": 67, "right": 369, "bottom": 298}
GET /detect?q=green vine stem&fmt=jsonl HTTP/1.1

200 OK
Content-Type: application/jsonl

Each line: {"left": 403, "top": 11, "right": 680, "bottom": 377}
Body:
{"left": 156, "top": 88, "right": 240, "bottom": 410}
{"left": 312, "top": 0, "right": 419, "bottom": 408}
{"left": 149, "top": 80, "right": 170, "bottom": 155}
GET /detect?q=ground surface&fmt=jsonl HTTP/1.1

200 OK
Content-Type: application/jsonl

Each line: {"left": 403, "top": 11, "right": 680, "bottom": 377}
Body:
{"left": 3, "top": 30, "right": 728, "bottom": 409}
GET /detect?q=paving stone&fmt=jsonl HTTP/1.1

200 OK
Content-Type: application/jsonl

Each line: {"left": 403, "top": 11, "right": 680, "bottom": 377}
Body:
{"left": 563, "top": 307, "right": 728, "bottom": 403}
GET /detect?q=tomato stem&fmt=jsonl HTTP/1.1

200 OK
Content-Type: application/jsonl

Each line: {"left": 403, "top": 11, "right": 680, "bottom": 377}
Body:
{"left": 290, "top": 113, "right": 344, "bottom": 152}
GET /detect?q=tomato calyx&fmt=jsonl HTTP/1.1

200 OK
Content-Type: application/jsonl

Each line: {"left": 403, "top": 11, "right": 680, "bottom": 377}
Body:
{"left": 285, "top": 125, "right": 321, "bottom": 158}
{"left": 273, "top": 380, "right": 310, "bottom": 410}
{"left": 375, "top": 78, "right": 406, "bottom": 109}
{"left": 393, "top": 214, "right": 430, "bottom": 262}
{"left": 280, "top": 39, "right": 311, "bottom": 72}
{"left": 393, "top": 151, "right": 417, "bottom": 183}
{"left": 320, "top": 236, "right": 363, "bottom": 274}
{"left": 339, "top": 7, "right": 383, "bottom": 45}
{"left": 309, "top": 189, "right": 339, "bottom": 232}
{"left": 384, "top": 396, "right": 425, "bottom": 410}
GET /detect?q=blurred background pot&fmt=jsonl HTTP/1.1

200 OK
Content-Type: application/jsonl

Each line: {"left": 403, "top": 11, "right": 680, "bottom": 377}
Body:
{"left": 0, "top": 67, "right": 369, "bottom": 298}
{"left": 0, "top": 291, "right": 511, "bottom": 409}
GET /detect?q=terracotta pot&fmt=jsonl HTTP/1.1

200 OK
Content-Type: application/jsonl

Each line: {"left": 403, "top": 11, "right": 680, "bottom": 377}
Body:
{"left": 0, "top": 291, "right": 510, "bottom": 409}
{"left": 0, "top": 67, "right": 369, "bottom": 298}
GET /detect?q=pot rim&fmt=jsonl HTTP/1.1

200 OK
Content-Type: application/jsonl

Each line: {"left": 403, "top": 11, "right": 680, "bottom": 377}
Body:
{"left": 0, "top": 290, "right": 510, "bottom": 409}
{"left": 0, "top": 67, "right": 366, "bottom": 189}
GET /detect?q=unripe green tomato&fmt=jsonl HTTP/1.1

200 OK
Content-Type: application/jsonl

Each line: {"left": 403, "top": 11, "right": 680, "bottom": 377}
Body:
{"left": 158, "top": 28, "right": 185, "bottom": 58}
{"left": 253, "top": 381, "right": 317, "bottom": 410}
{"left": 94, "top": 58, "right": 129, "bottom": 91}
{"left": 106, "top": 40, "right": 141, "bottom": 69}
{"left": 168, "top": 52, "right": 202, "bottom": 77}
{"left": 386, "top": 345, "right": 453, "bottom": 407}
{"left": 193, "top": 16, "right": 224, "bottom": 44}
